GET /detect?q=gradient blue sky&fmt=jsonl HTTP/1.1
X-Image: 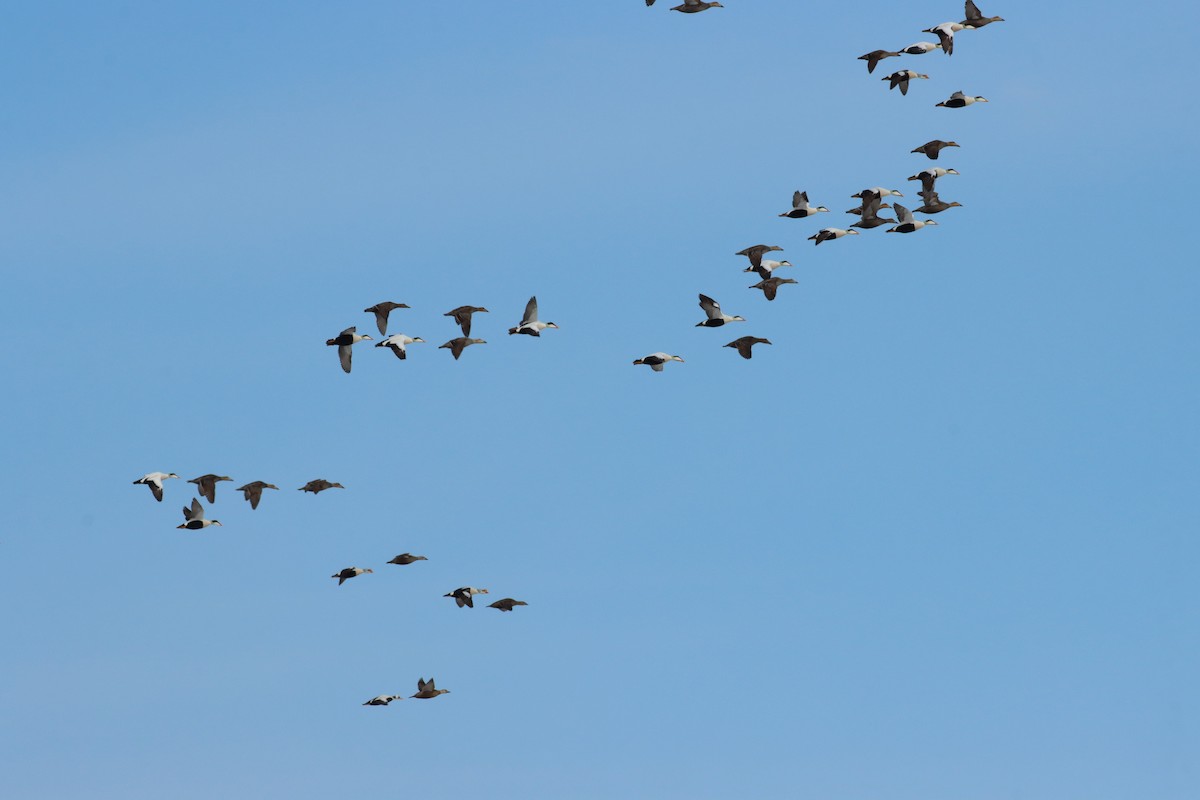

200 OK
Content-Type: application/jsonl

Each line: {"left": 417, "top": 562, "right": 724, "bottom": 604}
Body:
{"left": 2, "top": 2, "right": 1197, "bottom": 798}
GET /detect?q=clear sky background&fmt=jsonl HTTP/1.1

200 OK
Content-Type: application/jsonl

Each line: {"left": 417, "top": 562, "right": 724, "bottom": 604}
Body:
{"left": 1, "top": 2, "right": 1197, "bottom": 798}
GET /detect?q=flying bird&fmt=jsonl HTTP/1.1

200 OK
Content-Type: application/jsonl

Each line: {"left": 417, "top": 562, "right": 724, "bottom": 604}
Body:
{"left": 696, "top": 294, "right": 746, "bottom": 327}
{"left": 743, "top": 258, "right": 792, "bottom": 281}
{"left": 388, "top": 553, "right": 428, "bottom": 565}
{"left": 883, "top": 70, "right": 929, "bottom": 96}
{"left": 188, "top": 474, "right": 232, "bottom": 504}
{"left": 444, "top": 306, "right": 489, "bottom": 337}
{"left": 488, "top": 598, "right": 529, "bottom": 612}
{"left": 912, "top": 139, "right": 960, "bottom": 160}
{"left": 439, "top": 337, "right": 487, "bottom": 360}
{"left": 671, "top": 0, "right": 723, "bottom": 12}
{"left": 908, "top": 167, "right": 960, "bottom": 196}
{"left": 937, "top": 91, "right": 988, "bottom": 108}
{"left": 236, "top": 481, "right": 278, "bottom": 510}
{"left": 923, "top": 22, "right": 972, "bottom": 55}
{"left": 851, "top": 187, "right": 903, "bottom": 199}
{"left": 300, "top": 479, "right": 344, "bottom": 494}
{"left": 508, "top": 296, "right": 559, "bottom": 336}
{"left": 363, "top": 695, "right": 402, "bottom": 706}
{"left": 961, "top": 0, "right": 1004, "bottom": 28}
{"left": 411, "top": 678, "right": 450, "bottom": 699}
{"left": 326, "top": 326, "right": 372, "bottom": 373}
{"left": 858, "top": 49, "right": 901, "bottom": 74}
{"left": 177, "top": 498, "right": 221, "bottom": 530}
{"left": 363, "top": 301, "right": 410, "bottom": 336}
{"left": 444, "top": 587, "right": 489, "bottom": 608}
{"left": 724, "top": 336, "right": 772, "bottom": 359}
{"left": 132, "top": 472, "right": 179, "bottom": 502}
{"left": 376, "top": 334, "right": 425, "bottom": 360}
{"left": 886, "top": 203, "right": 939, "bottom": 234}
{"left": 899, "top": 41, "right": 942, "bottom": 55}
{"left": 915, "top": 190, "right": 963, "bottom": 214}
{"left": 850, "top": 193, "right": 897, "bottom": 230}
{"left": 632, "top": 353, "right": 684, "bottom": 372}
{"left": 748, "top": 277, "right": 798, "bottom": 301}
{"left": 809, "top": 228, "right": 860, "bottom": 246}
{"left": 332, "top": 567, "right": 372, "bottom": 586}
{"left": 778, "top": 190, "right": 829, "bottom": 219}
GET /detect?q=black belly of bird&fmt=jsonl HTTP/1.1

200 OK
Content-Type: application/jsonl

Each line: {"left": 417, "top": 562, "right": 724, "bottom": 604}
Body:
{"left": 701, "top": 319, "right": 725, "bottom": 328}
{"left": 183, "top": 520, "right": 206, "bottom": 530}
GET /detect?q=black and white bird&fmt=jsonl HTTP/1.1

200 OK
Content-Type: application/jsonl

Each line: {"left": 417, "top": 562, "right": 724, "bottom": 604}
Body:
{"left": 177, "top": 498, "right": 221, "bottom": 530}
{"left": 724, "top": 336, "right": 772, "bottom": 359}
{"left": 411, "top": 678, "right": 450, "bottom": 699}
{"left": 852, "top": 187, "right": 903, "bottom": 199}
{"left": 444, "top": 587, "right": 489, "bottom": 608}
{"left": 748, "top": 277, "right": 798, "bottom": 301}
{"left": 388, "top": 553, "right": 428, "bottom": 565}
{"left": 912, "top": 139, "right": 960, "bottom": 160}
{"left": 886, "top": 203, "right": 938, "bottom": 234}
{"left": 743, "top": 258, "right": 793, "bottom": 281}
{"left": 778, "top": 190, "right": 829, "bottom": 219}
{"left": 632, "top": 353, "right": 684, "bottom": 372}
{"left": 300, "top": 479, "right": 344, "bottom": 494}
{"left": 236, "top": 481, "right": 278, "bottom": 510}
{"left": 937, "top": 91, "right": 988, "bottom": 108}
{"left": 444, "top": 306, "right": 489, "bottom": 337}
{"left": 809, "top": 228, "right": 860, "bottom": 246}
{"left": 961, "top": 0, "right": 1004, "bottom": 28}
{"left": 908, "top": 167, "right": 960, "bottom": 196}
{"left": 858, "top": 49, "right": 901, "bottom": 73}
{"left": 923, "top": 22, "right": 972, "bottom": 55}
{"left": 363, "top": 695, "right": 402, "bottom": 706}
{"left": 363, "top": 301, "right": 410, "bottom": 336}
{"left": 899, "top": 41, "right": 942, "bottom": 55}
{"left": 696, "top": 294, "right": 746, "bottom": 328}
{"left": 439, "top": 337, "right": 487, "bottom": 360}
{"left": 508, "top": 296, "right": 558, "bottom": 336}
{"left": 188, "top": 474, "right": 232, "bottom": 504}
{"left": 332, "top": 567, "right": 373, "bottom": 586}
{"left": 488, "top": 598, "right": 529, "bottom": 612}
{"left": 671, "top": 0, "right": 722, "bottom": 12}
{"left": 325, "top": 326, "right": 373, "bottom": 373}
{"left": 376, "top": 334, "right": 425, "bottom": 360}
{"left": 883, "top": 70, "right": 929, "bottom": 96}
{"left": 736, "top": 244, "right": 784, "bottom": 274}
{"left": 133, "top": 472, "right": 179, "bottom": 502}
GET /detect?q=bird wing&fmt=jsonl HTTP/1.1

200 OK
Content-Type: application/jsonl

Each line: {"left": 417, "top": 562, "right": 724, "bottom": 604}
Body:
{"left": 935, "top": 27, "right": 954, "bottom": 55}
{"left": 456, "top": 310, "right": 472, "bottom": 337}
{"left": 793, "top": 190, "right": 807, "bottom": 209}
{"left": 919, "top": 173, "right": 937, "bottom": 195}
{"left": 371, "top": 308, "right": 389, "bottom": 335}
{"left": 894, "top": 203, "right": 914, "bottom": 224}
{"left": 521, "top": 296, "right": 538, "bottom": 326}
{"left": 186, "top": 498, "right": 204, "bottom": 521}
{"left": 149, "top": 480, "right": 164, "bottom": 502}
{"left": 389, "top": 343, "right": 407, "bottom": 360}
{"left": 920, "top": 188, "right": 942, "bottom": 208}
{"left": 965, "top": 0, "right": 982, "bottom": 21}
{"left": 246, "top": 485, "right": 262, "bottom": 510}
{"left": 899, "top": 74, "right": 910, "bottom": 95}
{"left": 340, "top": 326, "right": 356, "bottom": 337}
{"left": 698, "top": 293, "right": 721, "bottom": 320}
{"left": 762, "top": 281, "right": 779, "bottom": 301}
{"left": 951, "top": 90, "right": 966, "bottom": 100}
{"left": 196, "top": 476, "right": 215, "bottom": 504}
{"left": 339, "top": 344, "right": 352, "bottom": 373}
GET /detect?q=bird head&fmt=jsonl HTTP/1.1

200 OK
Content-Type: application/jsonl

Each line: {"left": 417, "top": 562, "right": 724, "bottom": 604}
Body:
{"left": 413, "top": 337, "right": 426, "bottom": 343}
{"left": 817, "top": 207, "right": 829, "bottom": 213}
{"left": 546, "top": 323, "right": 559, "bottom": 329}
{"left": 672, "top": 355, "right": 686, "bottom": 363}
{"left": 211, "top": 520, "right": 223, "bottom": 527}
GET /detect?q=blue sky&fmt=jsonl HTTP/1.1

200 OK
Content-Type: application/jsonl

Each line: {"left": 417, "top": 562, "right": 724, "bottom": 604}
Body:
{"left": 1, "top": 2, "right": 1197, "bottom": 797}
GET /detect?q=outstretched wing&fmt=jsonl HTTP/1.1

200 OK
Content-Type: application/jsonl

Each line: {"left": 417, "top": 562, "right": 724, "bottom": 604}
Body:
{"left": 965, "top": 0, "right": 983, "bottom": 22}
{"left": 339, "top": 344, "right": 352, "bottom": 373}
{"left": 521, "top": 296, "right": 538, "bottom": 326}
{"left": 894, "top": 203, "right": 914, "bottom": 225}
{"left": 698, "top": 294, "right": 721, "bottom": 320}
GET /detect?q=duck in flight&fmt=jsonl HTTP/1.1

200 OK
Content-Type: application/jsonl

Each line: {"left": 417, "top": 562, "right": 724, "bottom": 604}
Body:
{"left": 961, "top": 0, "right": 1004, "bottom": 28}
{"left": 133, "top": 472, "right": 179, "bottom": 502}
{"left": 439, "top": 337, "right": 487, "bottom": 360}
{"left": 858, "top": 49, "right": 901, "bottom": 74}
{"left": 445, "top": 587, "right": 489, "bottom": 608}
{"left": 937, "top": 91, "right": 988, "bottom": 108}
{"left": 749, "top": 277, "right": 798, "bottom": 301}
{"left": 326, "top": 326, "right": 372, "bottom": 373}
{"left": 886, "top": 203, "right": 938, "bottom": 234}
{"left": 363, "top": 695, "right": 402, "bottom": 706}
{"left": 724, "top": 336, "right": 772, "bottom": 359}
{"left": 363, "top": 301, "right": 410, "bottom": 336}
{"left": 508, "top": 296, "right": 559, "bottom": 336}
{"left": 236, "top": 481, "right": 278, "bottom": 510}
{"left": 911, "top": 139, "right": 960, "bottom": 160}
{"left": 444, "top": 306, "right": 488, "bottom": 337}
{"left": 671, "top": 0, "right": 723, "bottom": 12}
{"left": 883, "top": 70, "right": 929, "bottom": 96}
{"left": 696, "top": 294, "right": 746, "bottom": 327}
{"left": 188, "top": 474, "right": 232, "bottom": 504}
{"left": 388, "top": 553, "right": 428, "bottom": 565}
{"left": 488, "top": 598, "right": 529, "bottom": 612}
{"left": 376, "top": 334, "right": 425, "bottom": 360}
{"left": 177, "top": 498, "right": 221, "bottom": 530}
{"left": 300, "top": 479, "right": 344, "bottom": 494}
{"left": 332, "top": 567, "right": 372, "bottom": 586}
{"left": 411, "top": 678, "right": 450, "bottom": 699}
{"left": 743, "top": 258, "right": 792, "bottom": 281}
{"left": 778, "top": 190, "right": 829, "bottom": 219}
{"left": 632, "top": 353, "right": 685, "bottom": 372}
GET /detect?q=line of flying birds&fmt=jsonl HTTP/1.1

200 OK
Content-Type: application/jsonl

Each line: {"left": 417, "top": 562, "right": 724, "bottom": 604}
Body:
{"left": 132, "top": 469, "right": 527, "bottom": 708}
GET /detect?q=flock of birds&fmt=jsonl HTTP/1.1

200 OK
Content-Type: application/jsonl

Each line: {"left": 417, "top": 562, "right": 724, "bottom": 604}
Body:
{"left": 133, "top": 1, "right": 1006, "bottom": 712}
{"left": 132, "top": 469, "right": 526, "bottom": 709}
{"left": 625, "top": 0, "right": 1005, "bottom": 371}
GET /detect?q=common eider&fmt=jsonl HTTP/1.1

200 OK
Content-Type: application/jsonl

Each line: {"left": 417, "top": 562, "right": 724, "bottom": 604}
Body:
{"left": 411, "top": 678, "right": 450, "bottom": 699}
{"left": 188, "top": 474, "right": 232, "bottom": 504}
{"left": 696, "top": 294, "right": 746, "bottom": 327}
{"left": 326, "top": 326, "right": 373, "bottom": 373}
{"left": 508, "top": 296, "right": 559, "bottom": 336}
{"left": 332, "top": 567, "right": 372, "bottom": 586}
{"left": 439, "top": 337, "right": 487, "bottom": 360}
{"left": 671, "top": 0, "right": 722, "bottom": 12}
{"left": 961, "top": 0, "right": 1004, "bottom": 28}
{"left": 936, "top": 91, "right": 988, "bottom": 108}
{"left": 376, "top": 334, "right": 425, "bottom": 360}
{"left": 488, "top": 598, "right": 529, "bottom": 612}
{"left": 133, "top": 472, "right": 179, "bottom": 502}
{"left": 444, "top": 306, "right": 489, "bottom": 337}
{"left": 858, "top": 49, "right": 901, "bottom": 74}
{"left": 177, "top": 498, "right": 221, "bottom": 530}
{"left": 886, "top": 203, "right": 939, "bottom": 234}
{"left": 778, "top": 190, "right": 829, "bottom": 219}
{"left": 883, "top": 70, "right": 929, "bottom": 96}
{"left": 236, "top": 481, "right": 278, "bottom": 510}
{"left": 632, "top": 353, "right": 684, "bottom": 372}
{"left": 809, "top": 228, "right": 860, "bottom": 246}
{"left": 911, "top": 139, "right": 960, "bottom": 160}
{"left": 300, "top": 479, "right": 344, "bottom": 494}
{"left": 748, "top": 277, "right": 798, "bottom": 301}
{"left": 363, "top": 301, "right": 410, "bottom": 336}
{"left": 444, "top": 587, "right": 489, "bottom": 608}
{"left": 388, "top": 553, "right": 428, "bottom": 565}
{"left": 724, "top": 336, "right": 772, "bottom": 359}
